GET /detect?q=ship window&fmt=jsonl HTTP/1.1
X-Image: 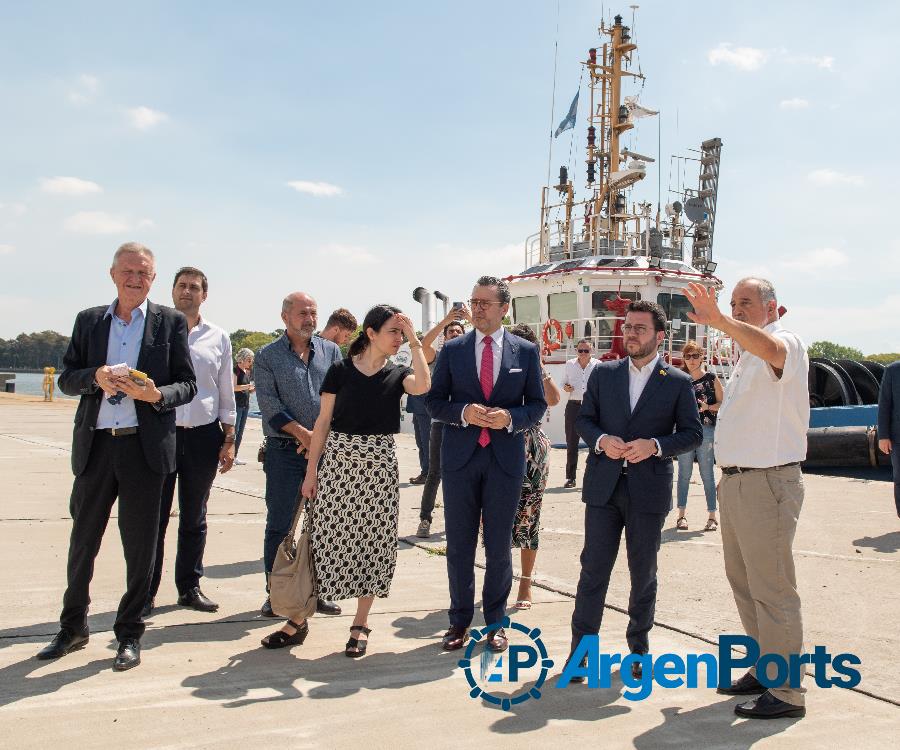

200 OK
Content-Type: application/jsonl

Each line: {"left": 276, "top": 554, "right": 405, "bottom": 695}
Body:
{"left": 512, "top": 295, "right": 540, "bottom": 324}
{"left": 548, "top": 292, "right": 577, "bottom": 323}
{"left": 591, "top": 291, "right": 641, "bottom": 351}
{"left": 657, "top": 292, "right": 693, "bottom": 347}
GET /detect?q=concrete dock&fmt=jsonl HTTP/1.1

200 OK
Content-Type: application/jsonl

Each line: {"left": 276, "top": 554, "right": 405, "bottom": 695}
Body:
{"left": 1, "top": 392, "right": 897, "bottom": 748}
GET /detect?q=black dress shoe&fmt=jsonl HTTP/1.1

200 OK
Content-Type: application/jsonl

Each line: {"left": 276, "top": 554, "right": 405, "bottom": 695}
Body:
{"left": 36, "top": 629, "right": 89, "bottom": 660}
{"left": 631, "top": 660, "right": 643, "bottom": 680}
{"left": 564, "top": 653, "right": 588, "bottom": 683}
{"left": 316, "top": 598, "right": 341, "bottom": 616}
{"left": 113, "top": 638, "right": 141, "bottom": 671}
{"left": 718, "top": 671, "right": 766, "bottom": 695}
{"left": 564, "top": 479, "right": 576, "bottom": 488}
{"left": 734, "top": 691, "right": 806, "bottom": 719}
{"left": 141, "top": 597, "right": 154, "bottom": 619}
{"left": 177, "top": 587, "right": 219, "bottom": 612}
{"left": 409, "top": 474, "right": 426, "bottom": 485}
{"left": 261, "top": 597, "right": 276, "bottom": 617}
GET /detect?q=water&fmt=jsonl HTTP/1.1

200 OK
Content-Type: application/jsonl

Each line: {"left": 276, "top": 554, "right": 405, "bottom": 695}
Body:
{"left": 8, "top": 371, "right": 260, "bottom": 414}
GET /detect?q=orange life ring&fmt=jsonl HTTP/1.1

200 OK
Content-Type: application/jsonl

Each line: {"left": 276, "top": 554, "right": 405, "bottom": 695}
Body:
{"left": 564, "top": 321, "right": 575, "bottom": 340}
{"left": 542, "top": 319, "right": 563, "bottom": 351}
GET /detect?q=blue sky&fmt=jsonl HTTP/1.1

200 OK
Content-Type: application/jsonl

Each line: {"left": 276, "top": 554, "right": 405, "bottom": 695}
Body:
{"left": 2, "top": 1, "right": 898, "bottom": 352}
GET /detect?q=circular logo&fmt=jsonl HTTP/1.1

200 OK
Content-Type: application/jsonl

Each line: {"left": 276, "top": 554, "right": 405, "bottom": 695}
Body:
{"left": 457, "top": 617, "right": 554, "bottom": 711}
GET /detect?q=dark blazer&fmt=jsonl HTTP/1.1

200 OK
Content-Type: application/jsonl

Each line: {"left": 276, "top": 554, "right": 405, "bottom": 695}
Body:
{"left": 577, "top": 357, "right": 702, "bottom": 513}
{"left": 878, "top": 361, "right": 900, "bottom": 441}
{"left": 425, "top": 330, "right": 547, "bottom": 476}
{"left": 58, "top": 301, "right": 197, "bottom": 476}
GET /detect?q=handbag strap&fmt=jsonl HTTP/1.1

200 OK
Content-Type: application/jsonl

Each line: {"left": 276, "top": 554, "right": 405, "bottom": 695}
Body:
{"left": 286, "top": 493, "right": 308, "bottom": 540}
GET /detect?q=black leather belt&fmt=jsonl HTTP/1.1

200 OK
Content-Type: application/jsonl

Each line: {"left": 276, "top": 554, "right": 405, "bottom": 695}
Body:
{"left": 177, "top": 419, "right": 219, "bottom": 431}
{"left": 720, "top": 462, "right": 799, "bottom": 476}
{"left": 102, "top": 426, "right": 138, "bottom": 436}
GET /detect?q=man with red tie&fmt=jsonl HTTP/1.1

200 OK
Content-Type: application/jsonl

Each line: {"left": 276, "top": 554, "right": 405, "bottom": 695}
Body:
{"left": 426, "top": 276, "right": 546, "bottom": 652}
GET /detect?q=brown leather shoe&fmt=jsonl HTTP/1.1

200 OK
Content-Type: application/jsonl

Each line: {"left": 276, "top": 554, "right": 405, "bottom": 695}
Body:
{"left": 487, "top": 628, "right": 509, "bottom": 653}
{"left": 441, "top": 626, "right": 468, "bottom": 651}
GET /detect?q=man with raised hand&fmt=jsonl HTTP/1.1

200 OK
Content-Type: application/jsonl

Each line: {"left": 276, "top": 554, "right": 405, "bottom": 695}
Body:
{"left": 686, "top": 278, "right": 810, "bottom": 720}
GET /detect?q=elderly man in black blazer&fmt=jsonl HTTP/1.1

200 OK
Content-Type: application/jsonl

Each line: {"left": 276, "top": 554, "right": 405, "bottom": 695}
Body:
{"left": 878, "top": 360, "right": 900, "bottom": 517}
{"left": 568, "top": 300, "right": 701, "bottom": 677}
{"left": 36, "top": 242, "right": 196, "bottom": 671}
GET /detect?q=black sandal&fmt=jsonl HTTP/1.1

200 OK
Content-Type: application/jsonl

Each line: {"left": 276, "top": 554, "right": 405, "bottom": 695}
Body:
{"left": 345, "top": 625, "right": 372, "bottom": 658}
{"left": 261, "top": 619, "right": 309, "bottom": 649}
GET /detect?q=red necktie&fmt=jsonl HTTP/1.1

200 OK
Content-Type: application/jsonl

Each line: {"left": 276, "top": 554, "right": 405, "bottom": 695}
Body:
{"left": 478, "top": 338, "right": 494, "bottom": 447}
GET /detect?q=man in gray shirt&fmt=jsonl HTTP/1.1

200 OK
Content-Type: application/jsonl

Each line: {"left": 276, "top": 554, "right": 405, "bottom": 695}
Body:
{"left": 254, "top": 292, "right": 343, "bottom": 617}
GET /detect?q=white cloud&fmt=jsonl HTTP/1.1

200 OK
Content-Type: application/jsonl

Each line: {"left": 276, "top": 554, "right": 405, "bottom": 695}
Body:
{"left": 286, "top": 180, "right": 343, "bottom": 197}
{"left": 707, "top": 43, "right": 768, "bottom": 71}
{"left": 40, "top": 176, "right": 103, "bottom": 196}
{"left": 785, "top": 53, "right": 835, "bottom": 70}
{"left": 807, "top": 169, "right": 865, "bottom": 187}
{"left": 64, "top": 211, "right": 133, "bottom": 234}
{"left": 321, "top": 243, "right": 378, "bottom": 264}
{"left": 780, "top": 247, "right": 848, "bottom": 270}
{"left": 0, "top": 244, "right": 15, "bottom": 255}
{"left": 137, "top": 218, "right": 156, "bottom": 229}
{"left": 126, "top": 106, "right": 169, "bottom": 130}
{"left": 68, "top": 74, "right": 99, "bottom": 105}
{"left": 779, "top": 98, "right": 809, "bottom": 110}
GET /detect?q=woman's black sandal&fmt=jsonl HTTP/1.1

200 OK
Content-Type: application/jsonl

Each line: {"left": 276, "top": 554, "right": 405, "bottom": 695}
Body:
{"left": 261, "top": 620, "right": 309, "bottom": 649}
{"left": 345, "top": 625, "right": 372, "bottom": 658}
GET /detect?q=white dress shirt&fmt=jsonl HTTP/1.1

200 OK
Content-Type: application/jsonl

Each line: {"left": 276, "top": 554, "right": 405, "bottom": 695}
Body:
{"left": 714, "top": 321, "right": 809, "bottom": 467}
{"left": 597, "top": 354, "right": 662, "bottom": 457}
{"left": 460, "top": 327, "right": 512, "bottom": 431}
{"left": 175, "top": 316, "right": 237, "bottom": 428}
{"left": 563, "top": 356, "right": 599, "bottom": 400}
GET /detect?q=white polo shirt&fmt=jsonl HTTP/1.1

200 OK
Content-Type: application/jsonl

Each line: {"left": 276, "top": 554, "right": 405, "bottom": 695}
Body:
{"left": 714, "top": 321, "right": 810, "bottom": 468}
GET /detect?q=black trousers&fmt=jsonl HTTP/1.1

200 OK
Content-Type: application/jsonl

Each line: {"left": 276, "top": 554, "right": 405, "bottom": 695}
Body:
{"left": 570, "top": 475, "right": 666, "bottom": 655}
{"left": 60, "top": 431, "right": 165, "bottom": 641}
{"left": 149, "top": 421, "right": 223, "bottom": 598}
{"left": 419, "top": 421, "right": 444, "bottom": 522}
{"left": 564, "top": 400, "right": 582, "bottom": 480}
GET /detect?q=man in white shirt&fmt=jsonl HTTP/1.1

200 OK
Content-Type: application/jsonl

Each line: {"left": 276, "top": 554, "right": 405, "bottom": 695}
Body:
{"left": 686, "top": 278, "right": 810, "bottom": 720}
{"left": 562, "top": 339, "right": 598, "bottom": 487}
{"left": 145, "top": 267, "right": 237, "bottom": 616}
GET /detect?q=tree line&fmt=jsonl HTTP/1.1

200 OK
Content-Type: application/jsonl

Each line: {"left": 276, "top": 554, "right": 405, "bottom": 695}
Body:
{"left": 1, "top": 331, "right": 897, "bottom": 369}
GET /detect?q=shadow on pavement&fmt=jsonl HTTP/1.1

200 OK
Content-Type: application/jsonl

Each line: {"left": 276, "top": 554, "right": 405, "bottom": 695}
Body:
{"left": 851, "top": 531, "right": 900, "bottom": 553}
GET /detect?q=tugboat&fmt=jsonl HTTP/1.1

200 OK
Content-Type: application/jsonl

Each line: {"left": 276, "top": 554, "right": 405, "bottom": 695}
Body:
{"left": 505, "top": 13, "right": 727, "bottom": 445}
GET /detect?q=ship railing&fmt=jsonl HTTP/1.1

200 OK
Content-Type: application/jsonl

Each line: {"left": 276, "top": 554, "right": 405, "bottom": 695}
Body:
{"left": 517, "top": 316, "right": 735, "bottom": 376}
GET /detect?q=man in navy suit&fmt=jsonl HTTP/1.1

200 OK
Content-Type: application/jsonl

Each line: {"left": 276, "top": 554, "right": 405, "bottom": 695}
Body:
{"left": 878, "top": 360, "right": 900, "bottom": 517}
{"left": 426, "top": 276, "right": 546, "bottom": 652}
{"left": 568, "top": 300, "right": 701, "bottom": 676}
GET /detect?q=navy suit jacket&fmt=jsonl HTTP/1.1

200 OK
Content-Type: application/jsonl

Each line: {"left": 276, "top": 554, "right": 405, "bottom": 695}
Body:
{"left": 58, "top": 301, "right": 197, "bottom": 477}
{"left": 425, "top": 330, "right": 547, "bottom": 477}
{"left": 576, "top": 357, "right": 702, "bottom": 513}
{"left": 878, "top": 361, "right": 900, "bottom": 441}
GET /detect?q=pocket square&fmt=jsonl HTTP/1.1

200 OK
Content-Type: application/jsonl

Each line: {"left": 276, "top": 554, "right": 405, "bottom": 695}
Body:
{"left": 509, "top": 368, "right": 523, "bottom": 373}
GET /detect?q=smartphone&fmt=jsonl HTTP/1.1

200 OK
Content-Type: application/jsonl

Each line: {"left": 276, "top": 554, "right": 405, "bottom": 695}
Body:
{"left": 452, "top": 301, "right": 463, "bottom": 309}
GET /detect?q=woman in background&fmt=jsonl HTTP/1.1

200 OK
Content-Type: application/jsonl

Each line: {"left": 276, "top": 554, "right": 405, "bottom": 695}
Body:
{"left": 232, "top": 348, "right": 255, "bottom": 465}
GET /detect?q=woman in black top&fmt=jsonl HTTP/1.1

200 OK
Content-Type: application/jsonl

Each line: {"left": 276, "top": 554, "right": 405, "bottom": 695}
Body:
{"left": 260, "top": 304, "right": 430, "bottom": 656}
{"left": 232, "top": 348, "right": 255, "bottom": 464}
{"left": 675, "top": 340, "right": 724, "bottom": 531}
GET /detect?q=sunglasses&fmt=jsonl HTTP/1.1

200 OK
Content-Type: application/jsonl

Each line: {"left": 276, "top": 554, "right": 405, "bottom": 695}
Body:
{"left": 683, "top": 353, "right": 703, "bottom": 360}
{"left": 577, "top": 349, "right": 591, "bottom": 353}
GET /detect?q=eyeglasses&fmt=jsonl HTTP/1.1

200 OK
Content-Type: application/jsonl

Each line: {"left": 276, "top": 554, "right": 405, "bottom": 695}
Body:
{"left": 683, "top": 353, "right": 703, "bottom": 360}
{"left": 621, "top": 324, "right": 651, "bottom": 335}
{"left": 577, "top": 349, "right": 591, "bottom": 353}
{"left": 468, "top": 298, "right": 504, "bottom": 309}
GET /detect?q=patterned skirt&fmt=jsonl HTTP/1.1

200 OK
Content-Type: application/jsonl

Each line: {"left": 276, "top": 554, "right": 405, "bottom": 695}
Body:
{"left": 512, "top": 425, "right": 551, "bottom": 550}
{"left": 310, "top": 431, "right": 399, "bottom": 600}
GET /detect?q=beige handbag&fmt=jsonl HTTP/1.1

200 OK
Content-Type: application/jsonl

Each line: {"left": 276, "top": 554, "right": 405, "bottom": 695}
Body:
{"left": 269, "top": 494, "right": 318, "bottom": 621}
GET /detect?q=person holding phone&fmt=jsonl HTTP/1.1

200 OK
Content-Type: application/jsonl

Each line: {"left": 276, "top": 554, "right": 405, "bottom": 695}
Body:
{"left": 562, "top": 339, "right": 598, "bottom": 488}
{"left": 674, "top": 340, "right": 723, "bottom": 531}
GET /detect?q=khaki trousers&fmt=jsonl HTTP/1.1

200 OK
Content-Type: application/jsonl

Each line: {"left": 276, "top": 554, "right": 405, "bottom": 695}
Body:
{"left": 719, "top": 465, "right": 806, "bottom": 706}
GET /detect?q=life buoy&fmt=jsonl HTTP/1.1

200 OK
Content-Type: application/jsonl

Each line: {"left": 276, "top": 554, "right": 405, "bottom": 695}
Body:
{"left": 542, "top": 319, "right": 563, "bottom": 351}
{"left": 564, "top": 321, "right": 575, "bottom": 340}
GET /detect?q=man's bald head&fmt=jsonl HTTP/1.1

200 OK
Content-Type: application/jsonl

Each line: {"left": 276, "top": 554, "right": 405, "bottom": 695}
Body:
{"left": 280, "top": 292, "right": 318, "bottom": 343}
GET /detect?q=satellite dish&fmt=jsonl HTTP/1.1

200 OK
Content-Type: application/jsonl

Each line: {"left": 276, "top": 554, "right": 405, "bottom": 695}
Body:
{"left": 683, "top": 197, "right": 707, "bottom": 224}
{"left": 672, "top": 200, "right": 683, "bottom": 214}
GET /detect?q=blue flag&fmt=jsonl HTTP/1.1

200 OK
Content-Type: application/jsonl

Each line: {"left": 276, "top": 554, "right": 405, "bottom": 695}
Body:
{"left": 554, "top": 91, "right": 579, "bottom": 137}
